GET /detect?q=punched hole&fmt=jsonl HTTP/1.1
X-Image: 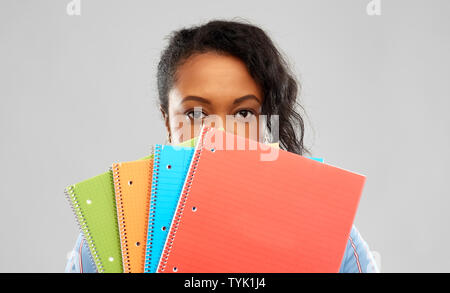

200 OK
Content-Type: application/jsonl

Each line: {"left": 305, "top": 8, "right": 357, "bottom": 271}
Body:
{"left": 86, "top": 199, "right": 92, "bottom": 205}
{"left": 210, "top": 148, "right": 215, "bottom": 152}
{"left": 173, "top": 267, "right": 178, "bottom": 272}
{"left": 161, "top": 226, "right": 166, "bottom": 231}
{"left": 166, "top": 164, "right": 171, "bottom": 170}
{"left": 128, "top": 181, "right": 133, "bottom": 186}
{"left": 135, "top": 242, "right": 140, "bottom": 247}
{"left": 192, "top": 206, "right": 197, "bottom": 212}
{"left": 108, "top": 257, "right": 114, "bottom": 262}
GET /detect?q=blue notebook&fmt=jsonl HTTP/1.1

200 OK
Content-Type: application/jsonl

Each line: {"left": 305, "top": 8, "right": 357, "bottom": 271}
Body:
{"left": 310, "top": 157, "right": 324, "bottom": 163}
{"left": 144, "top": 145, "right": 195, "bottom": 273}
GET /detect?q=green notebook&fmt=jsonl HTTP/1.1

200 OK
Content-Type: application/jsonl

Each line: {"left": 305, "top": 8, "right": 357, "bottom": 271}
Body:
{"left": 65, "top": 171, "right": 123, "bottom": 273}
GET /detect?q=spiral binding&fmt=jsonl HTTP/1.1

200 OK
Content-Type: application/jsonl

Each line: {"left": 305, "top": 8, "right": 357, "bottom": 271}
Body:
{"left": 144, "top": 144, "right": 161, "bottom": 272}
{"left": 157, "top": 126, "right": 211, "bottom": 273}
{"left": 64, "top": 184, "right": 104, "bottom": 273}
{"left": 112, "top": 163, "right": 131, "bottom": 273}
{"left": 143, "top": 145, "right": 154, "bottom": 260}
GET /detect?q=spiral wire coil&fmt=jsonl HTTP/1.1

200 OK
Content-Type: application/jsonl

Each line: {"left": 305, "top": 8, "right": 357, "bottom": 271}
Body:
{"left": 64, "top": 184, "right": 104, "bottom": 272}
{"left": 112, "top": 163, "right": 131, "bottom": 273}
{"left": 144, "top": 144, "right": 162, "bottom": 272}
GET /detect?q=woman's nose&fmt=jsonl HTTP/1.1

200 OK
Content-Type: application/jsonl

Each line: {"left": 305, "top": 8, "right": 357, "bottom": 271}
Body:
{"left": 202, "top": 113, "right": 227, "bottom": 130}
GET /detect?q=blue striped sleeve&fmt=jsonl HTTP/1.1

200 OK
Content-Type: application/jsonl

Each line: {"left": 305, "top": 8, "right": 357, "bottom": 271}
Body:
{"left": 65, "top": 233, "right": 97, "bottom": 273}
{"left": 339, "top": 225, "right": 379, "bottom": 273}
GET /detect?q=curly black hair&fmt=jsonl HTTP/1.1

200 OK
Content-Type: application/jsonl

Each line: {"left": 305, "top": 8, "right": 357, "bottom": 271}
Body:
{"left": 157, "top": 19, "right": 310, "bottom": 156}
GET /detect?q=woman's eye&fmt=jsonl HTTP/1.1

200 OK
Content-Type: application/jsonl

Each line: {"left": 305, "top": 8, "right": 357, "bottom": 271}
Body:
{"left": 234, "top": 110, "right": 255, "bottom": 121}
{"left": 186, "top": 110, "right": 207, "bottom": 120}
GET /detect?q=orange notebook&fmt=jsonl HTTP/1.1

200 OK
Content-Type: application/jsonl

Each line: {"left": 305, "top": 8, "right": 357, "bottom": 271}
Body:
{"left": 112, "top": 158, "right": 153, "bottom": 273}
{"left": 157, "top": 127, "right": 366, "bottom": 273}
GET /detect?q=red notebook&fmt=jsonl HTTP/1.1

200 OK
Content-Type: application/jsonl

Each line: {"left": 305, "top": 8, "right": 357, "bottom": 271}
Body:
{"left": 158, "top": 127, "right": 366, "bottom": 273}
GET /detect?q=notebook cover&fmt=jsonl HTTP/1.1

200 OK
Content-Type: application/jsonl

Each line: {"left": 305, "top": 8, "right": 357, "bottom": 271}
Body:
{"left": 157, "top": 127, "right": 365, "bottom": 273}
{"left": 65, "top": 171, "right": 123, "bottom": 273}
{"left": 144, "top": 145, "right": 195, "bottom": 273}
{"left": 112, "top": 158, "right": 153, "bottom": 273}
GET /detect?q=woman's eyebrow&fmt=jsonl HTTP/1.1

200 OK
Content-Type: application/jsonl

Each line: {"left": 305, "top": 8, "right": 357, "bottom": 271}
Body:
{"left": 181, "top": 96, "right": 211, "bottom": 104}
{"left": 233, "top": 95, "right": 261, "bottom": 105}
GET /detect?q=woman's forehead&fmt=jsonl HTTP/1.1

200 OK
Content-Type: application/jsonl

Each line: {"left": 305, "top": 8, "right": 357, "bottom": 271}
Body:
{"left": 172, "top": 52, "right": 262, "bottom": 103}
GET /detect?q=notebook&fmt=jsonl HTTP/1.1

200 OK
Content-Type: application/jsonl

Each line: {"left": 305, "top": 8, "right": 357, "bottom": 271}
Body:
{"left": 157, "top": 127, "right": 365, "bottom": 273}
{"left": 112, "top": 158, "right": 153, "bottom": 273}
{"left": 144, "top": 145, "right": 195, "bottom": 273}
{"left": 65, "top": 171, "right": 123, "bottom": 273}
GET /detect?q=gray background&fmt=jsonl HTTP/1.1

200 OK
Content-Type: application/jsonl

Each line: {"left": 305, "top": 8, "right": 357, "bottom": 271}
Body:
{"left": 1, "top": 0, "right": 449, "bottom": 273}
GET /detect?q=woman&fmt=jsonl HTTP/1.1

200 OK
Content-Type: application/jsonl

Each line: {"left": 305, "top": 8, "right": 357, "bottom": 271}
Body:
{"left": 65, "top": 19, "right": 378, "bottom": 273}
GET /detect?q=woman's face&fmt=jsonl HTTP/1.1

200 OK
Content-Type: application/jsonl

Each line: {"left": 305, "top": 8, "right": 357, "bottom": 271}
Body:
{"left": 162, "top": 51, "right": 263, "bottom": 144}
